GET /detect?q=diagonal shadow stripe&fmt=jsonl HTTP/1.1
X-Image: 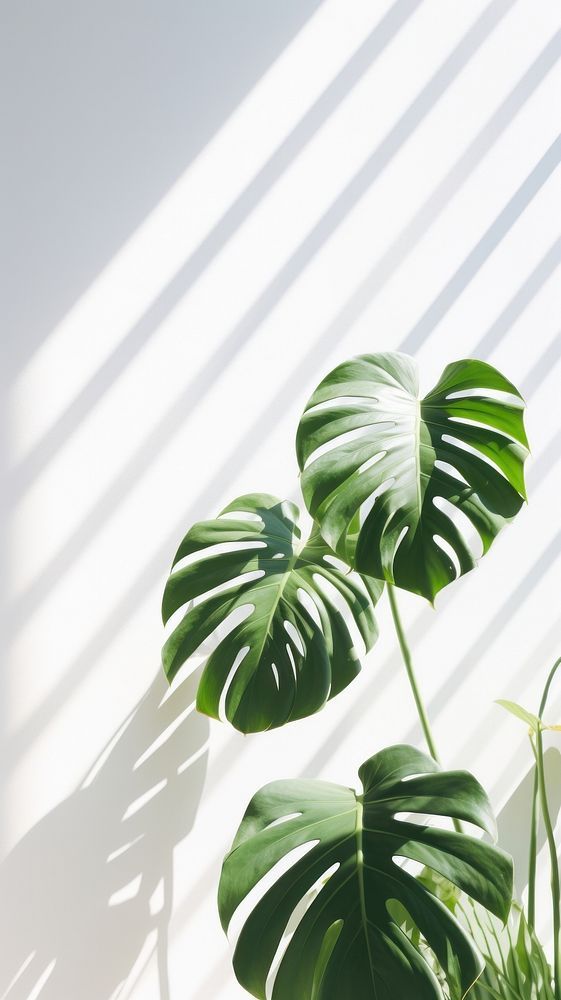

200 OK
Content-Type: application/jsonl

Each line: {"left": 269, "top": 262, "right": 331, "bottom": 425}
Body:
{"left": 453, "top": 616, "right": 561, "bottom": 779}
{"left": 8, "top": 333, "right": 561, "bottom": 992}
{"left": 12, "top": 0, "right": 515, "bottom": 506}
{"left": 7, "top": 194, "right": 561, "bottom": 781}
{"left": 11, "top": 21, "right": 557, "bottom": 641}
{"left": 12, "top": 0, "right": 423, "bottom": 500}
{"left": 9, "top": 334, "right": 561, "bottom": 825}
{"left": 143, "top": 324, "right": 561, "bottom": 998}
{"left": 521, "top": 327, "right": 561, "bottom": 399}
{"left": 5, "top": 0, "right": 326, "bottom": 374}
{"left": 526, "top": 426, "right": 561, "bottom": 495}
{"left": 295, "top": 340, "right": 561, "bottom": 779}
{"left": 400, "top": 131, "right": 561, "bottom": 352}
{"left": 0, "top": 668, "right": 208, "bottom": 1000}
{"left": 170, "top": 572, "right": 561, "bottom": 959}
{"left": 178, "top": 606, "right": 561, "bottom": 1000}
{"left": 7, "top": 154, "right": 560, "bottom": 780}
{"left": 472, "top": 237, "right": 561, "bottom": 359}
{"left": 301, "top": 526, "right": 561, "bottom": 782}
{"left": 397, "top": 526, "right": 561, "bottom": 750}
{"left": 520, "top": 329, "right": 561, "bottom": 495}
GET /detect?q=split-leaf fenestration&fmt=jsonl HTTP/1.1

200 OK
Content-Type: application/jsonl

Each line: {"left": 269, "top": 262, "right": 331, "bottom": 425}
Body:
{"left": 296, "top": 352, "right": 529, "bottom": 602}
{"left": 219, "top": 744, "right": 513, "bottom": 1000}
{"left": 162, "top": 494, "right": 382, "bottom": 733}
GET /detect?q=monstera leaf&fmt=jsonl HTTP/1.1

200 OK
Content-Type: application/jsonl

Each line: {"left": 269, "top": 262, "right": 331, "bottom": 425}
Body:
{"left": 218, "top": 744, "right": 513, "bottom": 999}
{"left": 162, "top": 494, "right": 382, "bottom": 733}
{"left": 296, "top": 353, "right": 529, "bottom": 602}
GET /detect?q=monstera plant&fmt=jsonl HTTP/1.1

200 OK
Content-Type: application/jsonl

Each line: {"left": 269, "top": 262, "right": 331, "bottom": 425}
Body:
{"left": 161, "top": 351, "right": 544, "bottom": 998}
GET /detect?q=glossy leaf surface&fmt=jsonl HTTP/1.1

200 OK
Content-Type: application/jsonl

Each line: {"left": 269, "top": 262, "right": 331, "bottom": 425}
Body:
{"left": 162, "top": 494, "right": 382, "bottom": 733}
{"left": 296, "top": 353, "right": 528, "bottom": 601}
{"left": 219, "top": 744, "right": 513, "bottom": 999}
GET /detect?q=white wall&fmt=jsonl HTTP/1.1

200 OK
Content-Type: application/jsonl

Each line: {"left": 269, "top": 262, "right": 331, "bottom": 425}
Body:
{"left": 2, "top": 1, "right": 561, "bottom": 997}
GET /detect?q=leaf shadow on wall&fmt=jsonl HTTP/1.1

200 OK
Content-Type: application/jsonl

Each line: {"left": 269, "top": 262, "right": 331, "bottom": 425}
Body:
{"left": 0, "top": 669, "right": 208, "bottom": 1000}
{"left": 496, "top": 746, "right": 561, "bottom": 900}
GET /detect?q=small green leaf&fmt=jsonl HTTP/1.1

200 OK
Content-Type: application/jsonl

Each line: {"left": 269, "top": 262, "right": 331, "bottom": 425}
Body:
{"left": 496, "top": 700, "right": 541, "bottom": 732}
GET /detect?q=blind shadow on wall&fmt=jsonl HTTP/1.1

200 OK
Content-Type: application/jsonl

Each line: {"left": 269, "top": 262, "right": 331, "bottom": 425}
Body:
{"left": 2, "top": 0, "right": 323, "bottom": 376}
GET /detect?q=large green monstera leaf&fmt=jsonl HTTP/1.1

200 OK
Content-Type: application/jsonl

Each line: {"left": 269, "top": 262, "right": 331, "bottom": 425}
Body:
{"left": 296, "top": 353, "right": 529, "bottom": 602}
{"left": 219, "top": 744, "right": 513, "bottom": 1000}
{"left": 162, "top": 494, "right": 382, "bottom": 733}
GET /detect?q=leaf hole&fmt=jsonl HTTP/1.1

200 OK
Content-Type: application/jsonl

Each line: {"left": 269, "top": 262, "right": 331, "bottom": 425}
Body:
{"left": 432, "top": 534, "right": 461, "bottom": 580}
{"left": 306, "top": 395, "right": 379, "bottom": 414}
{"left": 284, "top": 620, "right": 305, "bottom": 657}
{"left": 302, "top": 424, "right": 374, "bottom": 470}
{"left": 322, "top": 553, "right": 352, "bottom": 573}
{"left": 219, "top": 645, "right": 251, "bottom": 722}
{"left": 432, "top": 496, "right": 483, "bottom": 561}
{"left": 445, "top": 387, "right": 522, "bottom": 406}
{"left": 434, "top": 458, "right": 470, "bottom": 488}
{"left": 447, "top": 414, "right": 520, "bottom": 443}
{"left": 264, "top": 812, "right": 303, "bottom": 831}
{"left": 391, "top": 856, "right": 426, "bottom": 878}
{"left": 312, "top": 573, "right": 365, "bottom": 658}
{"left": 285, "top": 643, "right": 298, "bottom": 682}
{"left": 167, "top": 603, "right": 254, "bottom": 662}
{"left": 264, "top": 861, "right": 341, "bottom": 1000}
{"left": 227, "top": 840, "right": 320, "bottom": 947}
{"left": 190, "top": 569, "right": 266, "bottom": 611}
{"left": 172, "top": 539, "right": 267, "bottom": 573}
{"left": 441, "top": 433, "right": 513, "bottom": 486}
{"left": 297, "top": 587, "right": 323, "bottom": 631}
{"left": 392, "top": 525, "right": 410, "bottom": 571}
{"left": 357, "top": 450, "right": 386, "bottom": 475}
{"left": 359, "top": 476, "right": 395, "bottom": 528}
{"left": 218, "top": 509, "right": 264, "bottom": 523}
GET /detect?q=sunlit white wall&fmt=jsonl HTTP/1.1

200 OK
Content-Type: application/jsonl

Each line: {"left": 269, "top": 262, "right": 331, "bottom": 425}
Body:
{"left": 2, "top": 0, "right": 561, "bottom": 997}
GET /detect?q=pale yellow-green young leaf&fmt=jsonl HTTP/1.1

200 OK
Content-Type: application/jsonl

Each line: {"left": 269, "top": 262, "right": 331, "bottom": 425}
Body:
{"left": 496, "top": 699, "right": 541, "bottom": 732}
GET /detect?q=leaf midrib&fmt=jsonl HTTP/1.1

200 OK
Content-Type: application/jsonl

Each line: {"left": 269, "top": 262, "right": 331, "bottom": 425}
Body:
{"left": 252, "top": 540, "right": 304, "bottom": 663}
{"left": 414, "top": 392, "right": 423, "bottom": 525}
{"left": 356, "top": 795, "right": 378, "bottom": 998}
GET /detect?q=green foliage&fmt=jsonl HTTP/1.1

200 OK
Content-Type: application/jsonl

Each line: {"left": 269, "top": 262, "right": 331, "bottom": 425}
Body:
{"left": 497, "top": 698, "right": 561, "bottom": 734}
{"left": 418, "top": 871, "right": 554, "bottom": 1000}
{"left": 158, "top": 352, "right": 535, "bottom": 997}
{"left": 218, "top": 745, "right": 512, "bottom": 1000}
{"left": 459, "top": 901, "right": 555, "bottom": 1000}
{"left": 162, "top": 494, "right": 382, "bottom": 732}
{"left": 296, "top": 353, "right": 528, "bottom": 602}
{"left": 497, "top": 700, "right": 542, "bottom": 733}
